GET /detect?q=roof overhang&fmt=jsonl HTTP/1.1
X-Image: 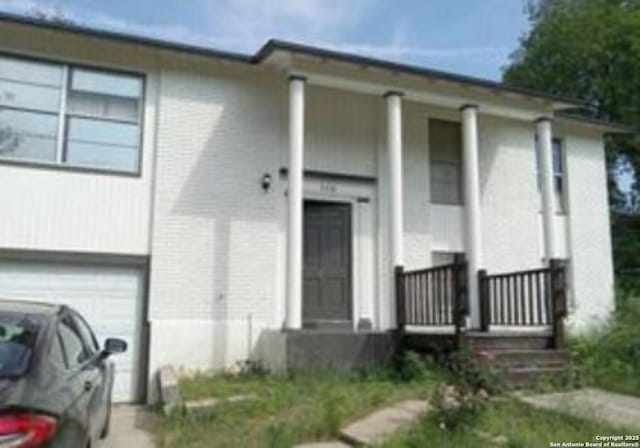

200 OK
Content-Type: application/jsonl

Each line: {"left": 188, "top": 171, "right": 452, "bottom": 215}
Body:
{"left": 256, "top": 40, "right": 582, "bottom": 112}
{"left": 2, "top": 10, "right": 634, "bottom": 132}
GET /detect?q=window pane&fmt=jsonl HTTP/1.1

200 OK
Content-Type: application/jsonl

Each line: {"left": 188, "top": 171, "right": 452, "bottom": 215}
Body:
{"left": 553, "top": 139, "right": 563, "bottom": 174}
{"left": 431, "top": 162, "right": 459, "bottom": 183}
{"left": 58, "top": 318, "right": 87, "bottom": 368}
{"left": 71, "top": 68, "right": 142, "bottom": 98}
{"left": 67, "top": 91, "right": 139, "bottom": 122}
{"left": 0, "top": 312, "right": 40, "bottom": 379}
{"left": 0, "top": 109, "right": 58, "bottom": 137}
{"left": 72, "top": 312, "right": 99, "bottom": 353}
{"left": 0, "top": 79, "right": 61, "bottom": 112}
{"left": 554, "top": 174, "right": 563, "bottom": 194}
{"left": 68, "top": 117, "right": 139, "bottom": 147}
{"left": 432, "top": 251, "right": 455, "bottom": 267}
{"left": 0, "top": 109, "right": 58, "bottom": 162}
{"left": 432, "top": 181, "right": 461, "bottom": 205}
{"left": 430, "top": 119, "right": 461, "bottom": 162}
{"left": 0, "top": 135, "right": 57, "bottom": 162}
{"left": 66, "top": 141, "right": 138, "bottom": 172}
{"left": 0, "top": 56, "right": 63, "bottom": 87}
{"left": 534, "top": 137, "right": 541, "bottom": 174}
{"left": 431, "top": 161, "right": 462, "bottom": 205}
{"left": 50, "top": 333, "right": 67, "bottom": 370}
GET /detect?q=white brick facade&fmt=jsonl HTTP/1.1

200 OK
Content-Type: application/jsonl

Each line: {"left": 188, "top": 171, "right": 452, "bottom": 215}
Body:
{"left": 0, "top": 20, "right": 616, "bottom": 400}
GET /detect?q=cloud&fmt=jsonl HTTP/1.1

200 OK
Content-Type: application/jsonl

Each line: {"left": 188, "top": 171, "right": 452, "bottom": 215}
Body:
{"left": 199, "top": 0, "right": 375, "bottom": 51}
{"left": 0, "top": 0, "right": 506, "bottom": 70}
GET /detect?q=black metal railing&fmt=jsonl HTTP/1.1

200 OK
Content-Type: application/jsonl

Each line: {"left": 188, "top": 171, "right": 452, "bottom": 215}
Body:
{"left": 395, "top": 254, "right": 468, "bottom": 343}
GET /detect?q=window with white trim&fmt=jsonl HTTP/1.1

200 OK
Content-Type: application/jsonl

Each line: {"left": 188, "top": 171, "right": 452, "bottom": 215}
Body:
{"left": 535, "top": 137, "right": 566, "bottom": 212}
{"left": 0, "top": 54, "right": 143, "bottom": 173}
{"left": 429, "top": 119, "right": 463, "bottom": 205}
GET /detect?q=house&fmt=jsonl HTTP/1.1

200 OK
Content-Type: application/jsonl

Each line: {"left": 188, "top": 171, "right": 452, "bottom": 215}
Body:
{"left": 0, "top": 12, "right": 622, "bottom": 403}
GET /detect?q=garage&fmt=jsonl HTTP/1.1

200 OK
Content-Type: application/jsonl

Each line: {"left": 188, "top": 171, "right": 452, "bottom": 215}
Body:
{"left": 0, "top": 259, "right": 146, "bottom": 403}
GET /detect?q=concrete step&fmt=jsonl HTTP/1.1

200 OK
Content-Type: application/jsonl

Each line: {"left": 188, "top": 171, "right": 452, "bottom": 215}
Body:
{"left": 506, "top": 366, "right": 567, "bottom": 387}
{"left": 466, "top": 333, "right": 552, "bottom": 351}
{"left": 476, "top": 349, "right": 569, "bottom": 369}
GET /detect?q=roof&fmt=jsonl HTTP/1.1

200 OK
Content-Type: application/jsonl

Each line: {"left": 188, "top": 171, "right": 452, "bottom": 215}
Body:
{"left": 0, "top": 299, "right": 60, "bottom": 316}
{"left": 0, "top": 10, "right": 635, "bottom": 133}
{"left": 0, "top": 10, "right": 582, "bottom": 107}
{"left": 555, "top": 111, "right": 636, "bottom": 134}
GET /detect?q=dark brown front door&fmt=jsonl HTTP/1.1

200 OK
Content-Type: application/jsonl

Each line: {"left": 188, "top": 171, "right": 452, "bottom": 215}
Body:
{"left": 303, "top": 201, "right": 352, "bottom": 328}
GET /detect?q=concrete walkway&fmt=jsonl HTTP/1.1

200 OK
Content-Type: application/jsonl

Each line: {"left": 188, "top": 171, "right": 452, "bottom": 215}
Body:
{"left": 521, "top": 388, "right": 640, "bottom": 429}
{"left": 99, "top": 405, "right": 156, "bottom": 448}
{"left": 295, "top": 400, "right": 429, "bottom": 448}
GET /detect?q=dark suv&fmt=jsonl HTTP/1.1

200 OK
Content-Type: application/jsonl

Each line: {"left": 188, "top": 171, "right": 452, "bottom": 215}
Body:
{"left": 0, "top": 300, "right": 126, "bottom": 447}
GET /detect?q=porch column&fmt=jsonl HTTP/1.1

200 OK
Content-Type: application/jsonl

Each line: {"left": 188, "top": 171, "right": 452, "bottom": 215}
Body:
{"left": 386, "top": 91, "right": 404, "bottom": 267}
{"left": 537, "top": 117, "right": 557, "bottom": 260}
{"left": 386, "top": 91, "right": 404, "bottom": 326}
{"left": 461, "top": 104, "right": 483, "bottom": 328}
{"left": 286, "top": 75, "right": 305, "bottom": 330}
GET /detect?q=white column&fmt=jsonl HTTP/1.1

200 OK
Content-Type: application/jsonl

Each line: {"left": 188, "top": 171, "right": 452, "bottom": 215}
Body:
{"left": 386, "top": 91, "right": 404, "bottom": 328}
{"left": 386, "top": 92, "right": 404, "bottom": 268}
{"left": 461, "top": 104, "right": 483, "bottom": 328}
{"left": 286, "top": 75, "right": 305, "bottom": 330}
{"left": 537, "top": 117, "right": 557, "bottom": 260}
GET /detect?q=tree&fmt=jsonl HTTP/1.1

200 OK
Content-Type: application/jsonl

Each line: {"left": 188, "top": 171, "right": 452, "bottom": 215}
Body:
{"left": 503, "top": 0, "right": 640, "bottom": 271}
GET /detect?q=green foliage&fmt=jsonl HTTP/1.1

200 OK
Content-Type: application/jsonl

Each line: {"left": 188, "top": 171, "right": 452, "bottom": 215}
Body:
{"left": 569, "top": 288, "right": 640, "bottom": 396}
{"left": 394, "top": 350, "right": 440, "bottom": 382}
{"left": 431, "top": 383, "right": 489, "bottom": 430}
{"left": 445, "top": 350, "right": 506, "bottom": 395}
{"left": 161, "top": 369, "right": 441, "bottom": 447}
{"left": 382, "top": 398, "right": 638, "bottom": 448}
{"left": 264, "top": 421, "right": 293, "bottom": 448}
{"left": 504, "top": 0, "right": 640, "bottom": 269}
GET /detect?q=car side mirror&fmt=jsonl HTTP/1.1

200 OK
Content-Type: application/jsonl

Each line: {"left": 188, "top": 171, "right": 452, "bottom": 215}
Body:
{"left": 103, "top": 338, "right": 127, "bottom": 357}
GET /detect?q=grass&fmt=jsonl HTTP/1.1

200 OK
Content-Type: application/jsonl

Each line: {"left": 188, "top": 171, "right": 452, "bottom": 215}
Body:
{"left": 382, "top": 398, "right": 639, "bottom": 448}
{"left": 159, "top": 367, "right": 441, "bottom": 448}
{"left": 569, "top": 287, "right": 640, "bottom": 397}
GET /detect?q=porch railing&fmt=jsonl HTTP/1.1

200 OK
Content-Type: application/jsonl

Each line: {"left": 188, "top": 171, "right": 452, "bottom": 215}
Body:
{"left": 395, "top": 254, "right": 468, "bottom": 344}
{"left": 478, "top": 259, "right": 568, "bottom": 348}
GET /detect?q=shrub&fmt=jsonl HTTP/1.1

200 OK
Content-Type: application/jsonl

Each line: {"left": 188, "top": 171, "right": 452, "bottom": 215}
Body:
{"left": 395, "top": 351, "right": 439, "bottom": 382}
{"left": 569, "top": 288, "right": 640, "bottom": 396}
{"left": 430, "top": 382, "right": 489, "bottom": 430}
{"left": 445, "top": 350, "right": 506, "bottom": 396}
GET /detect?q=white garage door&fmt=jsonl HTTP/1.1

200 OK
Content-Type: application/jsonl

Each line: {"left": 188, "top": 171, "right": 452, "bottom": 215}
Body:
{"left": 0, "top": 259, "right": 144, "bottom": 403}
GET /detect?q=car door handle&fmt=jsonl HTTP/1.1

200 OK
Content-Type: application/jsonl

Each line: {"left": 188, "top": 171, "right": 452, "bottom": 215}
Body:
{"left": 84, "top": 381, "right": 93, "bottom": 392}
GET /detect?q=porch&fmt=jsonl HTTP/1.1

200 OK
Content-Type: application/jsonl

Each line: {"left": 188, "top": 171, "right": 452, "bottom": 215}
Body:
{"left": 281, "top": 68, "right": 566, "bottom": 335}
{"left": 255, "top": 256, "right": 570, "bottom": 383}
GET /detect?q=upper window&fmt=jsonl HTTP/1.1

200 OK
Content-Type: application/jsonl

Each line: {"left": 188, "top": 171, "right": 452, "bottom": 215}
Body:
{"left": 535, "top": 137, "right": 565, "bottom": 213}
{"left": 0, "top": 54, "right": 143, "bottom": 173}
{"left": 429, "top": 119, "right": 463, "bottom": 205}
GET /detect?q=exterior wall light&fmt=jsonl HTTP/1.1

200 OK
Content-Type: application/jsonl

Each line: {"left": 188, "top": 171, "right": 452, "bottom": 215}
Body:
{"left": 261, "top": 173, "right": 272, "bottom": 192}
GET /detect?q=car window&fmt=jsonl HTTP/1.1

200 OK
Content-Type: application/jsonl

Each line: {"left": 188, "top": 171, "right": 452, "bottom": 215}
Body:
{"left": 0, "top": 312, "right": 40, "bottom": 378}
{"left": 49, "top": 332, "right": 67, "bottom": 370}
{"left": 58, "top": 316, "right": 89, "bottom": 368}
{"left": 71, "top": 312, "right": 99, "bottom": 354}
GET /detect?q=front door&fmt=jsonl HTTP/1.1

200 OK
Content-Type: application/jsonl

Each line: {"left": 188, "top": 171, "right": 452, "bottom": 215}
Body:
{"left": 303, "top": 201, "right": 352, "bottom": 328}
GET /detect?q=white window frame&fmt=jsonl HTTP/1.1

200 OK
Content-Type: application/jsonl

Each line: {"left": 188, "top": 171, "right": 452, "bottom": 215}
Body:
{"left": 0, "top": 53, "right": 145, "bottom": 175}
{"left": 429, "top": 118, "right": 463, "bottom": 206}
{"left": 535, "top": 136, "right": 566, "bottom": 213}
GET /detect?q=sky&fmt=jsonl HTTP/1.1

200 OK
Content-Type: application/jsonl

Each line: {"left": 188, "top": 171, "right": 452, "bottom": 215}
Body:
{"left": 0, "top": 0, "right": 532, "bottom": 81}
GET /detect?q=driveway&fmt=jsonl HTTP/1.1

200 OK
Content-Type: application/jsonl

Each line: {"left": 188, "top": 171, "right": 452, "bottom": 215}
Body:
{"left": 99, "top": 405, "right": 156, "bottom": 448}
